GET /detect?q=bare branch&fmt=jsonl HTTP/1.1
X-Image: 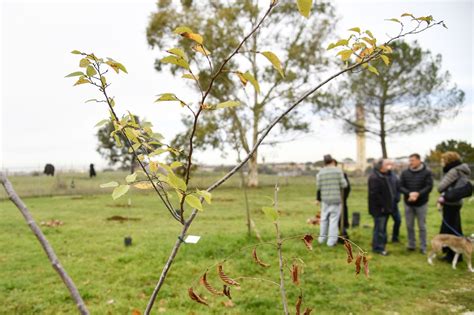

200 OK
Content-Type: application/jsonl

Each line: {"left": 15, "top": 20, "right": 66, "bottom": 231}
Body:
{"left": 0, "top": 172, "right": 89, "bottom": 315}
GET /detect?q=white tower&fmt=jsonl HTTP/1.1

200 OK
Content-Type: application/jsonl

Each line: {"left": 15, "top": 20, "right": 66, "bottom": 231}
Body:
{"left": 356, "top": 103, "right": 366, "bottom": 172}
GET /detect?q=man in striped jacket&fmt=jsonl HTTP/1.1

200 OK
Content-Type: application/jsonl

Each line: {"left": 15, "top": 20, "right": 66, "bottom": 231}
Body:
{"left": 316, "top": 154, "right": 348, "bottom": 246}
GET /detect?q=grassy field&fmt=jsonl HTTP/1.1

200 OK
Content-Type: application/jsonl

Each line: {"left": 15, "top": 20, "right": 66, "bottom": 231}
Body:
{"left": 0, "top": 174, "right": 473, "bottom": 314}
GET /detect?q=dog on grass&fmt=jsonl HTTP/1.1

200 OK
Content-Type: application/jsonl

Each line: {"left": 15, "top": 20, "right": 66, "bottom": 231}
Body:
{"left": 427, "top": 234, "right": 473, "bottom": 272}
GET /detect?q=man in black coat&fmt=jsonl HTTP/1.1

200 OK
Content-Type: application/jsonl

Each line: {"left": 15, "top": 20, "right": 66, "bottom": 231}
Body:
{"left": 400, "top": 153, "right": 433, "bottom": 254}
{"left": 386, "top": 160, "right": 401, "bottom": 243}
{"left": 368, "top": 159, "right": 393, "bottom": 255}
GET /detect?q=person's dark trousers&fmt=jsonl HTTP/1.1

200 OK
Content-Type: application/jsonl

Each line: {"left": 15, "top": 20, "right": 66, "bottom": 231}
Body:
{"left": 388, "top": 204, "right": 401, "bottom": 242}
{"left": 338, "top": 200, "right": 350, "bottom": 238}
{"left": 440, "top": 204, "right": 463, "bottom": 261}
{"left": 372, "top": 214, "right": 388, "bottom": 252}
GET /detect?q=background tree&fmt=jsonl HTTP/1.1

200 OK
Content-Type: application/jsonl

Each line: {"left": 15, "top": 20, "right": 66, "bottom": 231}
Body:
{"left": 426, "top": 139, "right": 474, "bottom": 163}
{"left": 97, "top": 116, "right": 157, "bottom": 173}
{"left": 146, "top": 0, "right": 336, "bottom": 186}
{"left": 319, "top": 40, "right": 465, "bottom": 158}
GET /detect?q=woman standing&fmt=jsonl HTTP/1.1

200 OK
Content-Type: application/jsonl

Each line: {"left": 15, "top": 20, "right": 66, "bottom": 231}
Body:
{"left": 437, "top": 151, "right": 471, "bottom": 262}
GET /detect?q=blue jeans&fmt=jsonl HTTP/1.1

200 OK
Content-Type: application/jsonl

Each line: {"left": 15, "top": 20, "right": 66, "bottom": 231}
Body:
{"left": 372, "top": 215, "right": 388, "bottom": 252}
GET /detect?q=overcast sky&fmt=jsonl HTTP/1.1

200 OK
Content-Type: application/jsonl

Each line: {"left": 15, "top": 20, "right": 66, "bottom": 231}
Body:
{"left": 1, "top": 0, "right": 473, "bottom": 171}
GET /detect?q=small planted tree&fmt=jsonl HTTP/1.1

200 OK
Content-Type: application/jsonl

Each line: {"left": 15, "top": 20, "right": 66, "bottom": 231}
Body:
{"left": 1, "top": 2, "right": 448, "bottom": 314}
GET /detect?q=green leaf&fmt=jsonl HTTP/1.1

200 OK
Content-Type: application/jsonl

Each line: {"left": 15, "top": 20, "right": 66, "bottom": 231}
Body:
{"left": 182, "top": 73, "right": 197, "bottom": 80}
{"left": 337, "top": 49, "right": 353, "bottom": 61}
{"left": 161, "top": 56, "right": 190, "bottom": 70}
{"left": 348, "top": 27, "right": 361, "bottom": 33}
{"left": 386, "top": 18, "right": 401, "bottom": 23}
{"left": 86, "top": 65, "right": 97, "bottom": 77}
{"left": 167, "top": 48, "right": 188, "bottom": 61}
{"left": 365, "top": 30, "right": 375, "bottom": 39}
{"left": 100, "top": 76, "right": 107, "bottom": 86}
{"left": 173, "top": 26, "right": 194, "bottom": 35}
{"left": 79, "top": 58, "right": 90, "bottom": 68}
{"left": 262, "top": 206, "right": 278, "bottom": 221}
{"left": 125, "top": 172, "right": 137, "bottom": 183}
{"left": 155, "top": 93, "right": 179, "bottom": 102}
{"left": 112, "top": 185, "right": 130, "bottom": 200}
{"left": 243, "top": 71, "right": 260, "bottom": 94}
{"left": 367, "top": 65, "right": 380, "bottom": 75}
{"left": 261, "top": 51, "right": 284, "bottom": 77}
{"left": 215, "top": 100, "right": 240, "bottom": 109}
{"left": 71, "top": 50, "right": 82, "bottom": 55}
{"left": 85, "top": 99, "right": 99, "bottom": 103}
{"left": 380, "top": 55, "right": 390, "bottom": 66}
{"left": 115, "top": 62, "right": 128, "bottom": 74}
{"left": 296, "top": 0, "right": 313, "bottom": 18}
{"left": 401, "top": 13, "right": 415, "bottom": 19}
{"left": 170, "top": 161, "right": 183, "bottom": 169}
{"left": 65, "top": 71, "right": 85, "bottom": 78}
{"left": 94, "top": 119, "right": 109, "bottom": 127}
{"left": 168, "top": 173, "right": 187, "bottom": 192}
{"left": 184, "top": 194, "right": 203, "bottom": 211}
{"left": 196, "top": 190, "right": 212, "bottom": 204}
{"left": 100, "top": 181, "right": 119, "bottom": 188}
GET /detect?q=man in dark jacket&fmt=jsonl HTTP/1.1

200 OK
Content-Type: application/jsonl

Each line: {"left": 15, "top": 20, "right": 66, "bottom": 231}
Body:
{"left": 400, "top": 153, "right": 433, "bottom": 254}
{"left": 386, "top": 160, "right": 401, "bottom": 243}
{"left": 368, "top": 159, "right": 393, "bottom": 255}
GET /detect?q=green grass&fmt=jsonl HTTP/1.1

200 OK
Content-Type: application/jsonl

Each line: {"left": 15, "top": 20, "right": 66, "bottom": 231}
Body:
{"left": 0, "top": 174, "right": 473, "bottom": 314}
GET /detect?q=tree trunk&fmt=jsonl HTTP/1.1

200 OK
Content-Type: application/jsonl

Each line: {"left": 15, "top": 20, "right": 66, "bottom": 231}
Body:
{"left": 380, "top": 134, "right": 388, "bottom": 159}
{"left": 247, "top": 153, "right": 259, "bottom": 187}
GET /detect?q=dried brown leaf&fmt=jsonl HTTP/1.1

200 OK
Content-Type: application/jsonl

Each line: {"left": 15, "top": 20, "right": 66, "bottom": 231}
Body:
{"left": 291, "top": 263, "right": 300, "bottom": 286}
{"left": 218, "top": 265, "right": 240, "bottom": 286}
{"left": 302, "top": 234, "right": 314, "bottom": 251}
{"left": 252, "top": 248, "right": 270, "bottom": 268}
{"left": 303, "top": 308, "right": 313, "bottom": 315}
{"left": 344, "top": 240, "right": 354, "bottom": 263}
{"left": 296, "top": 294, "right": 302, "bottom": 315}
{"left": 200, "top": 272, "right": 223, "bottom": 296}
{"left": 355, "top": 254, "right": 362, "bottom": 275}
{"left": 188, "top": 287, "right": 208, "bottom": 306}
{"left": 223, "top": 285, "right": 232, "bottom": 300}
{"left": 363, "top": 255, "right": 370, "bottom": 277}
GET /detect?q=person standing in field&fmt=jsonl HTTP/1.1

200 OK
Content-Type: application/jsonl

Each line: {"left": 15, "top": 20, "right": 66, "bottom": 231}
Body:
{"left": 437, "top": 151, "right": 471, "bottom": 262}
{"left": 368, "top": 159, "right": 393, "bottom": 255}
{"left": 316, "top": 154, "right": 348, "bottom": 247}
{"left": 386, "top": 160, "right": 402, "bottom": 243}
{"left": 400, "top": 153, "right": 433, "bottom": 254}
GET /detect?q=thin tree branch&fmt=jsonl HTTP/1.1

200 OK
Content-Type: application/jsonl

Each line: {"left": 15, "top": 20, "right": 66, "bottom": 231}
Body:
{"left": 0, "top": 172, "right": 89, "bottom": 315}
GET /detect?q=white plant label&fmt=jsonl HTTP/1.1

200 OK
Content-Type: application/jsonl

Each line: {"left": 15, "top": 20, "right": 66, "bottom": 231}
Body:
{"left": 185, "top": 235, "right": 201, "bottom": 244}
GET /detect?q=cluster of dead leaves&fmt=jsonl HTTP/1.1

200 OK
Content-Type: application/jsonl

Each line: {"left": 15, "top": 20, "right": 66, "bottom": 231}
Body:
{"left": 189, "top": 264, "right": 238, "bottom": 307}
{"left": 344, "top": 240, "right": 370, "bottom": 277}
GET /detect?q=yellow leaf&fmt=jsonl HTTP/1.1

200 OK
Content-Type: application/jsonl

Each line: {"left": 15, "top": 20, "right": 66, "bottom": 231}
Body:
{"left": 243, "top": 71, "right": 260, "bottom": 94}
{"left": 134, "top": 182, "right": 154, "bottom": 190}
{"left": 182, "top": 32, "right": 203, "bottom": 44}
{"left": 337, "top": 49, "right": 353, "bottom": 61}
{"left": 296, "top": 0, "right": 313, "bottom": 18}
{"left": 380, "top": 55, "right": 390, "bottom": 66}
{"left": 386, "top": 18, "right": 401, "bottom": 23}
{"left": 184, "top": 194, "right": 203, "bottom": 211}
{"left": 349, "top": 27, "right": 361, "bottom": 33}
{"left": 192, "top": 44, "right": 211, "bottom": 55}
{"left": 236, "top": 72, "right": 248, "bottom": 85}
{"left": 367, "top": 65, "right": 379, "bottom": 75}
{"left": 73, "top": 76, "right": 89, "bottom": 86}
{"left": 261, "top": 51, "right": 284, "bottom": 77}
